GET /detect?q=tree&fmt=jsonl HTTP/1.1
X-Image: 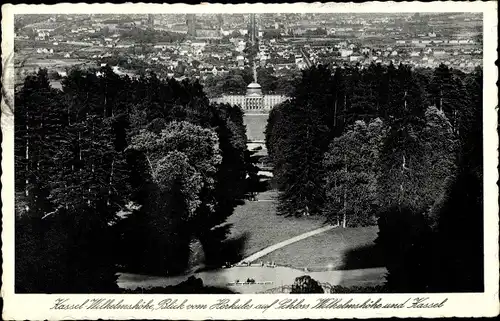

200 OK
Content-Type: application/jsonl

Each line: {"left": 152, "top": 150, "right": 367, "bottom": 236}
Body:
{"left": 123, "top": 121, "right": 222, "bottom": 274}
{"left": 262, "top": 29, "right": 281, "bottom": 39}
{"left": 222, "top": 74, "right": 247, "bottom": 94}
{"left": 347, "top": 65, "right": 378, "bottom": 120}
{"left": 421, "top": 106, "right": 458, "bottom": 217}
{"left": 323, "top": 119, "right": 386, "bottom": 227}
{"left": 203, "top": 75, "right": 223, "bottom": 98}
{"left": 16, "top": 65, "right": 251, "bottom": 286}
{"left": 209, "top": 103, "right": 248, "bottom": 218}
{"left": 15, "top": 69, "right": 123, "bottom": 293}
{"left": 375, "top": 205, "right": 434, "bottom": 292}
{"left": 376, "top": 103, "right": 477, "bottom": 293}
{"left": 266, "top": 65, "right": 340, "bottom": 217}
{"left": 244, "top": 149, "right": 263, "bottom": 200}
{"left": 428, "top": 64, "right": 469, "bottom": 135}
{"left": 16, "top": 204, "right": 120, "bottom": 293}
{"left": 194, "top": 103, "right": 249, "bottom": 263}
{"left": 114, "top": 174, "right": 191, "bottom": 275}
{"left": 378, "top": 105, "right": 457, "bottom": 215}
{"left": 274, "top": 72, "right": 299, "bottom": 95}
{"left": 256, "top": 67, "right": 278, "bottom": 93}
{"left": 119, "top": 73, "right": 248, "bottom": 272}
{"left": 376, "top": 65, "right": 429, "bottom": 212}
{"left": 291, "top": 276, "right": 324, "bottom": 293}
{"left": 265, "top": 102, "right": 288, "bottom": 188}
{"left": 427, "top": 67, "right": 483, "bottom": 292}
{"left": 375, "top": 65, "right": 483, "bottom": 293}
{"left": 330, "top": 66, "right": 349, "bottom": 137}
{"left": 304, "top": 27, "right": 327, "bottom": 36}
{"left": 459, "top": 67, "right": 483, "bottom": 170}
{"left": 15, "top": 69, "right": 65, "bottom": 218}
{"left": 377, "top": 122, "right": 426, "bottom": 211}
{"left": 128, "top": 121, "right": 221, "bottom": 219}
{"left": 276, "top": 101, "right": 330, "bottom": 216}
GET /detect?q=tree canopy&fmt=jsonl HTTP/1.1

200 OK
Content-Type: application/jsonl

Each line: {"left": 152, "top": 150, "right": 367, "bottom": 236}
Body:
{"left": 15, "top": 66, "right": 250, "bottom": 291}
{"left": 266, "top": 63, "right": 483, "bottom": 292}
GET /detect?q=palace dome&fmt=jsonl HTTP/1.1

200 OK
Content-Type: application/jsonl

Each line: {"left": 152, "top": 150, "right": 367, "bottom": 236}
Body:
{"left": 246, "top": 82, "right": 262, "bottom": 95}
{"left": 247, "top": 82, "right": 261, "bottom": 89}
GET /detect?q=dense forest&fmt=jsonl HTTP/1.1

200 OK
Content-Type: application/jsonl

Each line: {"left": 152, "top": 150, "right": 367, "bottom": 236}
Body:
{"left": 265, "top": 62, "right": 483, "bottom": 292}
{"left": 14, "top": 61, "right": 484, "bottom": 294}
{"left": 14, "top": 66, "right": 257, "bottom": 292}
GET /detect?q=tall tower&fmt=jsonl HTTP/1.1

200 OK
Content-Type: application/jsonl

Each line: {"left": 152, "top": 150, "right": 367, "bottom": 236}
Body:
{"left": 186, "top": 14, "right": 196, "bottom": 37}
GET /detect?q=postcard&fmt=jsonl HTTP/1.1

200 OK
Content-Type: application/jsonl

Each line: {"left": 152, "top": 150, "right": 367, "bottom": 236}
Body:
{"left": 1, "top": 2, "right": 498, "bottom": 319}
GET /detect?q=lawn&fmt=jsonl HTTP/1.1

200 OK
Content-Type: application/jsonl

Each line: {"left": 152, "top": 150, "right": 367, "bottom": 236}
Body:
{"left": 243, "top": 114, "right": 269, "bottom": 141}
{"left": 226, "top": 197, "right": 327, "bottom": 259}
{"left": 256, "top": 226, "right": 384, "bottom": 271}
{"left": 119, "top": 199, "right": 387, "bottom": 291}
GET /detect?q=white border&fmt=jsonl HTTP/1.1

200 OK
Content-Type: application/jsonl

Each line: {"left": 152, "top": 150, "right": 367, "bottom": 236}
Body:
{"left": 2, "top": 2, "right": 498, "bottom": 319}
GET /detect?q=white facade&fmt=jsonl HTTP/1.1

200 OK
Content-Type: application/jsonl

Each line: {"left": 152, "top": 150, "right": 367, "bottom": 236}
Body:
{"left": 211, "top": 93, "right": 287, "bottom": 111}
{"left": 263, "top": 95, "right": 288, "bottom": 109}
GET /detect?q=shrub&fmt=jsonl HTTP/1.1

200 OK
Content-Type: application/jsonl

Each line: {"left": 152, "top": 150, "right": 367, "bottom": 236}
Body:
{"left": 290, "top": 275, "right": 324, "bottom": 293}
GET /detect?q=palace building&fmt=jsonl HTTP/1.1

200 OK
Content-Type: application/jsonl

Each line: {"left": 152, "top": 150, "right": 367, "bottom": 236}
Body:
{"left": 210, "top": 83, "right": 287, "bottom": 111}
{"left": 210, "top": 66, "right": 288, "bottom": 111}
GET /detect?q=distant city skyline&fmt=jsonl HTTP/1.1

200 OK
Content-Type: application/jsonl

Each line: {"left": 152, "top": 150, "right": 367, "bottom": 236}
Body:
{"left": 14, "top": 11, "right": 483, "bottom": 93}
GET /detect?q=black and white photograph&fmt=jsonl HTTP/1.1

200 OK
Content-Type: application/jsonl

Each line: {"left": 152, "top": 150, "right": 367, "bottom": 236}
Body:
{"left": 1, "top": 2, "right": 498, "bottom": 319}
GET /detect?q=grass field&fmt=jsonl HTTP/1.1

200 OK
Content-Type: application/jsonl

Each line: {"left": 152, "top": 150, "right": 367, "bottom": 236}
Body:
{"left": 226, "top": 198, "right": 326, "bottom": 259}
{"left": 119, "top": 195, "right": 388, "bottom": 291}
{"left": 257, "top": 226, "right": 384, "bottom": 271}
{"left": 243, "top": 114, "right": 269, "bottom": 142}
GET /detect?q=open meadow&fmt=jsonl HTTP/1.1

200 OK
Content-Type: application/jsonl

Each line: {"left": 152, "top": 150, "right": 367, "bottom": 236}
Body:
{"left": 257, "top": 226, "right": 383, "bottom": 271}
{"left": 243, "top": 114, "right": 268, "bottom": 142}
{"left": 225, "top": 197, "right": 327, "bottom": 259}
